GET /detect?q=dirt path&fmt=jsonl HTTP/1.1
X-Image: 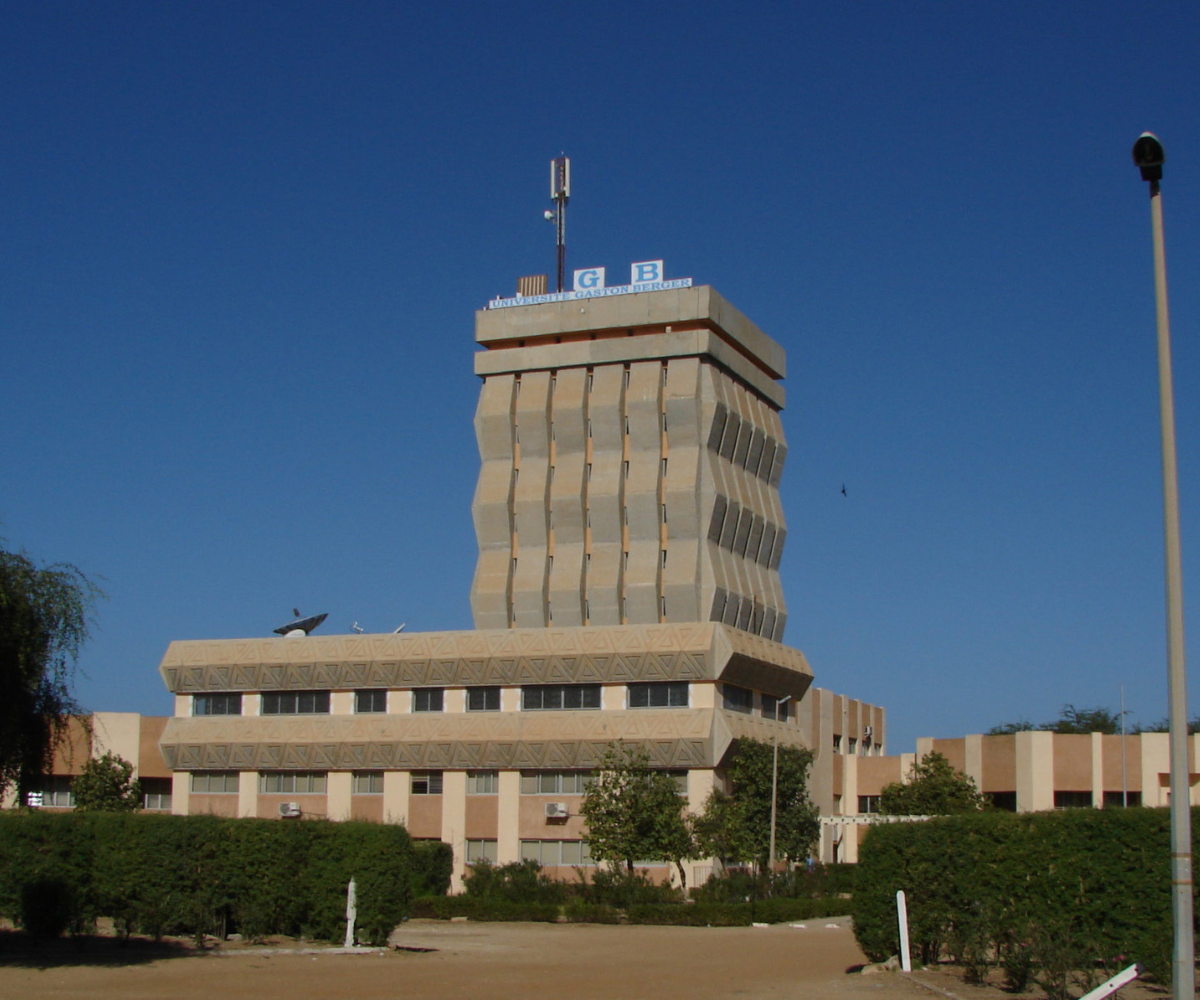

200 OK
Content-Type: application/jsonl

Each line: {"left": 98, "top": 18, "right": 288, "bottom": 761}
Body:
{"left": 1, "top": 918, "right": 942, "bottom": 1000}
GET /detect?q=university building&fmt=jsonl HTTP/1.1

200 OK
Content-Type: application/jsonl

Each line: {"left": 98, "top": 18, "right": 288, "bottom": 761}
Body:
{"left": 12, "top": 278, "right": 1192, "bottom": 879}
{"left": 151, "top": 280, "right": 883, "bottom": 888}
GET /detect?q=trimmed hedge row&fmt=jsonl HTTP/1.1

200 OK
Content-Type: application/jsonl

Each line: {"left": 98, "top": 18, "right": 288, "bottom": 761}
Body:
{"left": 410, "top": 895, "right": 850, "bottom": 926}
{"left": 853, "top": 808, "right": 1180, "bottom": 988}
{"left": 0, "top": 811, "right": 452, "bottom": 945}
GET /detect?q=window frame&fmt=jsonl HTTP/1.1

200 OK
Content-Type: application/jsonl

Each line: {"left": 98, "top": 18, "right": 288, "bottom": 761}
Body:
{"left": 522, "top": 684, "right": 601, "bottom": 711}
{"left": 352, "top": 771, "right": 384, "bottom": 795}
{"left": 413, "top": 688, "right": 445, "bottom": 713}
{"left": 354, "top": 689, "right": 388, "bottom": 714}
{"left": 258, "top": 771, "right": 327, "bottom": 795}
{"left": 467, "top": 771, "right": 499, "bottom": 794}
{"left": 190, "top": 771, "right": 239, "bottom": 794}
{"left": 193, "top": 692, "right": 243, "bottom": 716}
{"left": 261, "top": 690, "right": 331, "bottom": 715}
{"left": 411, "top": 771, "right": 444, "bottom": 795}
{"left": 722, "top": 684, "right": 754, "bottom": 714}
{"left": 627, "top": 681, "right": 689, "bottom": 709}
{"left": 467, "top": 686, "right": 501, "bottom": 712}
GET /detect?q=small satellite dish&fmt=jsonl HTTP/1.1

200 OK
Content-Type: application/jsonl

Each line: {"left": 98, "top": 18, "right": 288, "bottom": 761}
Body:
{"left": 351, "top": 621, "right": 364, "bottom": 634}
{"left": 393, "top": 623, "right": 406, "bottom": 634}
{"left": 273, "top": 612, "right": 328, "bottom": 636}
{"left": 543, "top": 210, "right": 554, "bottom": 221}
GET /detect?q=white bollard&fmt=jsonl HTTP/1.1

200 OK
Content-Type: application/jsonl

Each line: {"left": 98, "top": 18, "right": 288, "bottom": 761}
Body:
{"left": 344, "top": 877, "right": 357, "bottom": 948}
{"left": 896, "top": 890, "right": 911, "bottom": 972}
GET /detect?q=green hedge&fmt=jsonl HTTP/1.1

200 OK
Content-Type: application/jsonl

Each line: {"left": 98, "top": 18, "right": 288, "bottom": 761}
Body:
{"left": 408, "top": 896, "right": 850, "bottom": 927}
{"left": 853, "top": 809, "right": 1180, "bottom": 987}
{"left": 0, "top": 811, "right": 449, "bottom": 945}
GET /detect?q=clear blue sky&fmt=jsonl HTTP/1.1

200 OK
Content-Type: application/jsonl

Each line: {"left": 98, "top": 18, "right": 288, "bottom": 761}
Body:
{"left": 3, "top": 2, "right": 1198, "bottom": 754}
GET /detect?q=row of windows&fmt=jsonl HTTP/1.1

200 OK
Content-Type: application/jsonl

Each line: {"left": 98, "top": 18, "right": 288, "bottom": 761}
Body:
{"left": 707, "top": 495, "right": 784, "bottom": 571}
{"left": 194, "top": 682, "right": 697, "bottom": 717}
{"left": 706, "top": 402, "right": 784, "bottom": 486}
{"left": 721, "top": 684, "right": 791, "bottom": 721}
{"left": 24, "top": 777, "right": 173, "bottom": 811}
{"left": 710, "top": 588, "right": 785, "bottom": 643}
{"left": 188, "top": 769, "right": 685, "bottom": 797}
{"left": 831, "top": 735, "right": 880, "bottom": 756}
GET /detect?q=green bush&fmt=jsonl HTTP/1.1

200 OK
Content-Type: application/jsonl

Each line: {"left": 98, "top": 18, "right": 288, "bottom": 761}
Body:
{"left": 463, "top": 859, "right": 568, "bottom": 903}
{"left": 0, "top": 812, "right": 426, "bottom": 945}
{"left": 572, "top": 866, "right": 681, "bottom": 907}
{"left": 626, "top": 902, "right": 752, "bottom": 926}
{"left": 409, "top": 896, "right": 561, "bottom": 922}
{"left": 853, "top": 808, "right": 1181, "bottom": 985}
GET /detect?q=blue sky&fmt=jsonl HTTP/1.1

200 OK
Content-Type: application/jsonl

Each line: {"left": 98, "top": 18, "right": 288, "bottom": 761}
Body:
{"left": 2, "top": 2, "right": 1198, "bottom": 754}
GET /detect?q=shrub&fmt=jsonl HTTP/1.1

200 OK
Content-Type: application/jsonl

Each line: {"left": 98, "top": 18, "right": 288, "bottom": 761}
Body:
{"left": 0, "top": 812, "right": 425, "bottom": 945}
{"left": 854, "top": 808, "right": 1178, "bottom": 984}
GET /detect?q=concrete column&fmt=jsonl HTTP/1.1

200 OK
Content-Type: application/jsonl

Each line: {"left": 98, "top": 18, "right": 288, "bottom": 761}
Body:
{"left": 327, "top": 771, "right": 352, "bottom": 821}
{"left": 1016, "top": 731, "right": 1054, "bottom": 812}
{"left": 497, "top": 770, "right": 521, "bottom": 864}
{"left": 330, "top": 691, "right": 354, "bottom": 715}
{"left": 238, "top": 771, "right": 257, "bottom": 818}
{"left": 171, "top": 771, "right": 190, "bottom": 815}
{"left": 242, "top": 693, "right": 259, "bottom": 717}
{"left": 383, "top": 770, "right": 410, "bottom": 825}
{"left": 1091, "top": 732, "right": 1104, "bottom": 807}
{"left": 442, "top": 771, "right": 468, "bottom": 892}
{"left": 964, "top": 734, "right": 984, "bottom": 789}
{"left": 843, "top": 754, "right": 858, "bottom": 814}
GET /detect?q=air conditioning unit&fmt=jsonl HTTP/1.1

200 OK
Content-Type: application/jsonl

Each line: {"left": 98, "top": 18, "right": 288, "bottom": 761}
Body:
{"left": 864, "top": 725, "right": 874, "bottom": 738}
{"left": 279, "top": 802, "right": 302, "bottom": 818}
{"left": 544, "top": 802, "right": 569, "bottom": 819}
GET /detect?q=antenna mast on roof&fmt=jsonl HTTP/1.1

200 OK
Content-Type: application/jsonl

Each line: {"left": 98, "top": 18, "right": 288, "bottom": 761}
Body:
{"left": 550, "top": 156, "right": 570, "bottom": 292}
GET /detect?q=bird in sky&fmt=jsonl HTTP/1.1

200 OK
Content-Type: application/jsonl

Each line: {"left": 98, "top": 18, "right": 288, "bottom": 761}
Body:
{"left": 293, "top": 607, "right": 300, "bottom": 618}
{"left": 841, "top": 484, "right": 847, "bottom": 497}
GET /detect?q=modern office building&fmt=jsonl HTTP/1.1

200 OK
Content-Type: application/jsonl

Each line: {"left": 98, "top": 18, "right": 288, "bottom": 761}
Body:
{"left": 149, "top": 277, "right": 883, "bottom": 888}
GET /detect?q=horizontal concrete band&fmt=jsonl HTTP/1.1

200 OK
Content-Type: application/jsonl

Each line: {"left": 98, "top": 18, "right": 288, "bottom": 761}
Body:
{"left": 475, "top": 285, "right": 786, "bottom": 380}
{"left": 159, "top": 624, "right": 813, "bottom": 696}
{"left": 159, "top": 705, "right": 814, "bottom": 771}
{"left": 473, "top": 330, "right": 785, "bottom": 409}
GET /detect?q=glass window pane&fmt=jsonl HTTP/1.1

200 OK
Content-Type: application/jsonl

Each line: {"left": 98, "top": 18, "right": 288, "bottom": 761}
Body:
{"left": 521, "top": 841, "right": 541, "bottom": 863}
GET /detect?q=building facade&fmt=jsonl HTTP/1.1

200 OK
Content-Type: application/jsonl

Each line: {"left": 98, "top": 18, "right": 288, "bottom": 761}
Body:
{"left": 145, "top": 282, "right": 883, "bottom": 888}
{"left": 821, "top": 730, "right": 1200, "bottom": 862}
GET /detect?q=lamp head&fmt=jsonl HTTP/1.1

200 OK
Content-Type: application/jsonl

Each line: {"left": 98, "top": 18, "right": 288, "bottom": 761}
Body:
{"left": 1132, "top": 132, "right": 1165, "bottom": 182}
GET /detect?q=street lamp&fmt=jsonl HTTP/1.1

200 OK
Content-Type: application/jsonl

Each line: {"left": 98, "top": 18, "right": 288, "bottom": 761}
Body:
{"left": 1132, "top": 131, "right": 1194, "bottom": 999}
{"left": 768, "top": 694, "right": 794, "bottom": 871}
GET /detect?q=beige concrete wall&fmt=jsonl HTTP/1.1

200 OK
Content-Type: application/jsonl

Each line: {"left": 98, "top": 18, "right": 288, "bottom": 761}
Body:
{"left": 469, "top": 288, "right": 789, "bottom": 641}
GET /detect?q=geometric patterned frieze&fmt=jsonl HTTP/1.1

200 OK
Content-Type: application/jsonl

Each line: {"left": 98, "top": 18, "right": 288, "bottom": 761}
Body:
{"left": 161, "top": 736, "right": 712, "bottom": 772}
{"left": 157, "top": 704, "right": 809, "bottom": 773}
{"left": 159, "top": 623, "right": 812, "bottom": 694}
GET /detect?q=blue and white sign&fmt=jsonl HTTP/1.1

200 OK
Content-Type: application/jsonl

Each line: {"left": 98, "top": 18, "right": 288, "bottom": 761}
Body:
{"left": 487, "top": 260, "right": 692, "bottom": 310}
{"left": 573, "top": 266, "right": 606, "bottom": 291}
{"left": 630, "top": 260, "right": 662, "bottom": 283}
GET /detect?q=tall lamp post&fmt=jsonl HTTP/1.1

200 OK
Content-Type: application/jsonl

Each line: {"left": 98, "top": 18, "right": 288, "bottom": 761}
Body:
{"left": 768, "top": 694, "right": 794, "bottom": 871}
{"left": 1132, "top": 131, "right": 1194, "bottom": 998}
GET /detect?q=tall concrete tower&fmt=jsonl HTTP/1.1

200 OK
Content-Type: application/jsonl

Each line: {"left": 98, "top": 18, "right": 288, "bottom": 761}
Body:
{"left": 470, "top": 284, "right": 789, "bottom": 640}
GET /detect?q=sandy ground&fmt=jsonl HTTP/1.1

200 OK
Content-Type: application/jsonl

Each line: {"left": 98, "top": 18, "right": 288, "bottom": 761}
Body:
{"left": 0, "top": 919, "right": 1171, "bottom": 1000}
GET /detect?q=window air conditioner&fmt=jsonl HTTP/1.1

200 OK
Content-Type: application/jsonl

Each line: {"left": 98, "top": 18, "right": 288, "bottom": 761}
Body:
{"left": 864, "top": 726, "right": 873, "bottom": 737}
{"left": 545, "top": 802, "right": 569, "bottom": 819}
{"left": 279, "top": 802, "right": 302, "bottom": 818}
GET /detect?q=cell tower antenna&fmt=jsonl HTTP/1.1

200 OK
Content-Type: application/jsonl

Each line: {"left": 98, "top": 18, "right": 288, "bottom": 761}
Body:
{"left": 550, "top": 155, "right": 570, "bottom": 292}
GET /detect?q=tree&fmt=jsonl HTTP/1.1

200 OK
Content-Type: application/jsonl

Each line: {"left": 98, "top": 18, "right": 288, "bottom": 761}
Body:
{"left": 581, "top": 743, "right": 695, "bottom": 886}
{"left": 73, "top": 751, "right": 142, "bottom": 812}
{"left": 986, "top": 719, "right": 1035, "bottom": 735}
{"left": 694, "top": 738, "right": 819, "bottom": 870}
{"left": 0, "top": 543, "right": 101, "bottom": 796}
{"left": 879, "top": 751, "right": 986, "bottom": 816}
{"left": 988, "top": 704, "right": 1124, "bottom": 736}
{"left": 1045, "top": 704, "right": 1121, "bottom": 735}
